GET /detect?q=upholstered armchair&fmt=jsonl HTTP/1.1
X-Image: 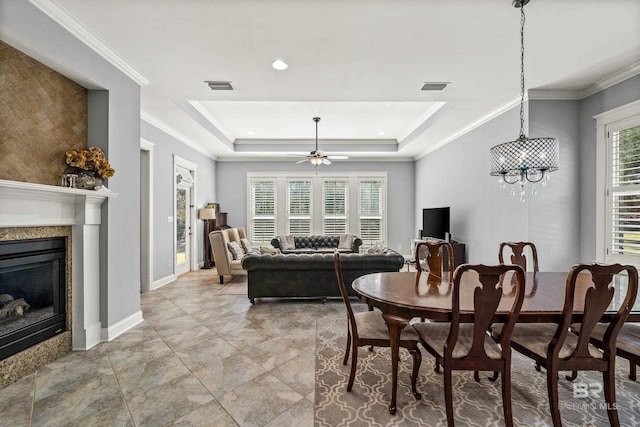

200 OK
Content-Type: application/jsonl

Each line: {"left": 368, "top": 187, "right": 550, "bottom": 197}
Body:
{"left": 209, "top": 227, "right": 248, "bottom": 284}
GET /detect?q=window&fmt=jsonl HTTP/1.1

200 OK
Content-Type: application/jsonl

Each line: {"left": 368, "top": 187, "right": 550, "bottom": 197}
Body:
{"left": 249, "top": 179, "right": 276, "bottom": 244}
{"left": 359, "top": 178, "right": 384, "bottom": 246}
{"left": 287, "top": 179, "right": 312, "bottom": 235}
{"left": 607, "top": 118, "right": 640, "bottom": 261}
{"left": 323, "top": 179, "right": 348, "bottom": 234}
{"left": 247, "top": 172, "right": 387, "bottom": 246}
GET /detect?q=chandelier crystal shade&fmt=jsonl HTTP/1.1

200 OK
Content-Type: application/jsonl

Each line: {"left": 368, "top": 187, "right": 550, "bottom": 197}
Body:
{"left": 489, "top": 0, "right": 559, "bottom": 202}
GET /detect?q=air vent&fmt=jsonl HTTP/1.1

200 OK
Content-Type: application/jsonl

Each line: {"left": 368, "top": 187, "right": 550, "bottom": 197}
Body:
{"left": 205, "top": 81, "right": 233, "bottom": 90}
{"left": 421, "top": 82, "right": 449, "bottom": 91}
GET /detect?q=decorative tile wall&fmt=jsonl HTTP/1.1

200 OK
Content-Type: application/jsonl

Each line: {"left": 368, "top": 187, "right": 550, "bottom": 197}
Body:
{"left": 0, "top": 40, "right": 87, "bottom": 186}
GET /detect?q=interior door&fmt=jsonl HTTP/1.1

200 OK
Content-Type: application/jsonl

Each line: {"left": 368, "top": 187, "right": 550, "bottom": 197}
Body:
{"left": 175, "top": 167, "right": 193, "bottom": 276}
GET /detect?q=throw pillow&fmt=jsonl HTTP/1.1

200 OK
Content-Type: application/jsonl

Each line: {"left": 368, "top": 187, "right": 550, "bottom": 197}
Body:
{"left": 227, "top": 241, "right": 244, "bottom": 260}
{"left": 338, "top": 234, "right": 354, "bottom": 250}
{"left": 366, "top": 244, "right": 383, "bottom": 254}
{"left": 280, "top": 235, "right": 295, "bottom": 251}
{"left": 249, "top": 247, "right": 260, "bottom": 255}
{"left": 260, "top": 246, "right": 281, "bottom": 255}
{"left": 240, "top": 238, "right": 253, "bottom": 254}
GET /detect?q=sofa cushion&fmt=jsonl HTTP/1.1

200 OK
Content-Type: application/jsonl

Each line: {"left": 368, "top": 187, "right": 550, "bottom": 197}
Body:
{"left": 227, "top": 241, "right": 244, "bottom": 260}
{"left": 260, "top": 246, "right": 281, "bottom": 255}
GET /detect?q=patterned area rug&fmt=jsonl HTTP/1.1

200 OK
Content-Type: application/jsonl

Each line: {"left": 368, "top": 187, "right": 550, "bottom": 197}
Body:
{"left": 315, "top": 318, "right": 640, "bottom": 427}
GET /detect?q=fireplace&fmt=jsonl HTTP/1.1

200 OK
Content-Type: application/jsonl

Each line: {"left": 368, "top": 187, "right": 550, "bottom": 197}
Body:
{"left": 0, "top": 237, "right": 67, "bottom": 360}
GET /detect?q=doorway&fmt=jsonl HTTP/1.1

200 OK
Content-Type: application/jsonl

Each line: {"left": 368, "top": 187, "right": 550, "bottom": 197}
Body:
{"left": 174, "top": 156, "right": 197, "bottom": 277}
{"left": 140, "top": 139, "right": 154, "bottom": 292}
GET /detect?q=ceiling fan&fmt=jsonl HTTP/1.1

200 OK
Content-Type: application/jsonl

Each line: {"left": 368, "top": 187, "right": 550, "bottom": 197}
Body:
{"left": 294, "top": 117, "right": 348, "bottom": 166}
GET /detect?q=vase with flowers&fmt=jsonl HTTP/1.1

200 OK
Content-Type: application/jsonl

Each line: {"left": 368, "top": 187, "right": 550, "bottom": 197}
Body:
{"left": 64, "top": 147, "right": 115, "bottom": 190}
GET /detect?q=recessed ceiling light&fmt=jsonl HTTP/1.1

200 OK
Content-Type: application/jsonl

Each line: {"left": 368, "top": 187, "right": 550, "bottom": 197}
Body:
{"left": 248, "top": 131, "right": 255, "bottom": 136}
{"left": 378, "top": 132, "right": 385, "bottom": 136}
{"left": 272, "top": 59, "right": 288, "bottom": 70}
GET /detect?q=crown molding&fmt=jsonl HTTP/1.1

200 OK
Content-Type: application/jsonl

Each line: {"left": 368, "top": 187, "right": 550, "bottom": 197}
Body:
{"left": 141, "top": 112, "right": 218, "bottom": 160}
{"left": 580, "top": 62, "right": 640, "bottom": 99}
{"left": 528, "top": 90, "right": 582, "bottom": 100}
{"left": 29, "top": 0, "right": 149, "bottom": 86}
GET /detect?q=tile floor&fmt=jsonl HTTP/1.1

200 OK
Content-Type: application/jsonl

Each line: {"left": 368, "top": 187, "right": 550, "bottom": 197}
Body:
{"left": 0, "top": 269, "right": 348, "bottom": 426}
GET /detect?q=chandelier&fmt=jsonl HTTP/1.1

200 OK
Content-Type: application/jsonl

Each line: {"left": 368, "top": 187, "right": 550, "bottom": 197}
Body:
{"left": 490, "top": 0, "right": 559, "bottom": 202}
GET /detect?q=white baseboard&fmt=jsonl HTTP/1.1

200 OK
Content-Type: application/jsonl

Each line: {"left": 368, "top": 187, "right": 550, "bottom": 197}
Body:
{"left": 151, "top": 274, "right": 175, "bottom": 290}
{"left": 100, "top": 310, "right": 144, "bottom": 342}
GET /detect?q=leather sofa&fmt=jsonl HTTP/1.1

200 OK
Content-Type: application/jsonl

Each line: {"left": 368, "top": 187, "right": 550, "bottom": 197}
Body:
{"left": 241, "top": 249, "right": 404, "bottom": 303}
{"left": 270, "top": 234, "right": 362, "bottom": 254}
{"left": 209, "top": 227, "right": 248, "bottom": 284}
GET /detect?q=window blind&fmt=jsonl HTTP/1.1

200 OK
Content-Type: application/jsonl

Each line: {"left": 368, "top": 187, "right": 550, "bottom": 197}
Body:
{"left": 323, "top": 179, "right": 347, "bottom": 234}
{"left": 250, "top": 179, "right": 276, "bottom": 244}
{"left": 609, "top": 123, "right": 640, "bottom": 258}
{"left": 287, "top": 180, "right": 311, "bottom": 235}
{"left": 359, "top": 179, "right": 384, "bottom": 245}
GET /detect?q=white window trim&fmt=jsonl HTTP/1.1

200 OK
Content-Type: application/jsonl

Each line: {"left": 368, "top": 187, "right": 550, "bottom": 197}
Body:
{"left": 246, "top": 171, "right": 387, "bottom": 245}
{"left": 595, "top": 99, "right": 640, "bottom": 263}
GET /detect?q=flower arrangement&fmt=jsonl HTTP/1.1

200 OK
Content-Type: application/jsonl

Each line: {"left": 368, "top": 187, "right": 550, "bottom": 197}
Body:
{"left": 65, "top": 147, "right": 115, "bottom": 179}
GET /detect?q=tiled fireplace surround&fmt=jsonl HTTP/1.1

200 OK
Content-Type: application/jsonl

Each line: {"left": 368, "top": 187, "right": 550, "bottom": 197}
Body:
{"left": 0, "top": 179, "right": 114, "bottom": 388}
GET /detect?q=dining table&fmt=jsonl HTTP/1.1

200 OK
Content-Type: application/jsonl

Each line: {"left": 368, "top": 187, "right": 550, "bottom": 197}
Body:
{"left": 351, "top": 270, "right": 640, "bottom": 415}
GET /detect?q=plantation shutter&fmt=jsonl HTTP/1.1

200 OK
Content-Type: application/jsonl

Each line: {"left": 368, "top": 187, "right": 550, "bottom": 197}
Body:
{"left": 250, "top": 179, "right": 276, "bottom": 244}
{"left": 323, "top": 179, "right": 348, "bottom": 234}
{"left": 608, "top": 118, "right": 640, "bottom": 261}
{"left": 359, "top": 178, "right": 384, "bottom": 246}
{"left": 287, "top": 179, "right": 311, "bottom": 235}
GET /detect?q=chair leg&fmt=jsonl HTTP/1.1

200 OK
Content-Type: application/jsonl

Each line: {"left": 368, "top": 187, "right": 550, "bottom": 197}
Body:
{"left": 219, "top": 275, "right": 224, "bottom": 284}
{"left": 535, "top": 362, "right": 542, "bottom": 372}
{"left": 343, "top": 329, "right": 351, "bottom": 365}
{"left": 603, "top": 370, "right": 620, "bottom": 427}
{"left": 547, "top": 367, "right": 561, "bottom": 427}
{"left": 347, "top": 341, "right": 358, "bottom": 391}
{"left": 502, "top": 367, "right": 513, "bottom": 427}
{"left": 629, "top": 361, "right": 637, "bottom": 381}
{"left": 434, "top": 358, "right": 441, "bottom": 373}
{"left": 489, "top": 371, "right": 499, "bottom": 382}
{"left": 444, "top": 367, "right": 454, "bottom": 427}
{"left": 474, "top": 371, "right": 480, "bottom": 382}
{"left": 409, "top": 347, "right": 422, "bottom": 400}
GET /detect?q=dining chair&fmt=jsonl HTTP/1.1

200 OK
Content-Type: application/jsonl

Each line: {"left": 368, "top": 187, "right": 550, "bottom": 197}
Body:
{"left": 492, "top": 263, "right": 638, "bottom": 427}
{"left": 333, "top": 252, "right": 422, "bottom": 398}
{"left": 415, "top": 240, "right": 455, "bottom": 283}
{"left": 498, "top": 241, "right": 539, "bottom": 272}
{"left": 413, "top": 264, "right": 526, "bottom": 427}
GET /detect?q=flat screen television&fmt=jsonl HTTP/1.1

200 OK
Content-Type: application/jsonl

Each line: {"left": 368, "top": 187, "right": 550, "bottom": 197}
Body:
{"left": 422, "top": 207, "right": 450, "bottom": 240}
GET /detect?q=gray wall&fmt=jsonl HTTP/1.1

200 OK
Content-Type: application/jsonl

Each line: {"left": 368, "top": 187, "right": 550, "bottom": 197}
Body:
{"left": 215, "top": 161, "right": 415, "bottom": 254}
{"left": 141, "top": 121, "right": 217, "bottom": 281}
{"left": 415, "top": 99, "right": 582, "bottom": 271}
{"left": 579, "top": 75, "right": 640, "bottom": 262}
{"left": 0, "top": 1, "right": 141, "bottom": 326}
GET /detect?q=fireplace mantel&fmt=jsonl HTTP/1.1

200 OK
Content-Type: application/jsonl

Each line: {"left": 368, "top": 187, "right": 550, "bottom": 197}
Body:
{"left": 0, "top": 179, "right": 117, "bottom": 350}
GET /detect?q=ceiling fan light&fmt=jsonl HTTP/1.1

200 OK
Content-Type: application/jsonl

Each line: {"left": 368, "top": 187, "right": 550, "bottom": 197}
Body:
{"left": 310, "top": 157, "right": 324, "bottom": 166}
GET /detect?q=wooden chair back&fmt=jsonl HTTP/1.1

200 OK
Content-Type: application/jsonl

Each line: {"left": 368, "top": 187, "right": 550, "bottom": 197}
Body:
{"left": 499, "top": 241, "right": 539, "bottom": 273}
{"left": 416, "top": 240, "right": 454, "bottom": 283}
{"left": 447, "top": 264, "right": 526, "bottom": 364}
{"left": 334, "top": 252, "right": 358, "bottom": 335}
{"left": 557, "top": 263, "right": 638, "bottom": 362}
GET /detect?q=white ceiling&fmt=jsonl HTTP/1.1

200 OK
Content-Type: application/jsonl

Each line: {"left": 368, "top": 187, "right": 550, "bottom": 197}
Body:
{"left": 34, "top": 0, "right": 640, "bottom": 160}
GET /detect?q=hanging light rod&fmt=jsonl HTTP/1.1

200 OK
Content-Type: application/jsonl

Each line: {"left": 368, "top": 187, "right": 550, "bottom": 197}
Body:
{"left": 489, "top": 0, "right": 559, "bottom": 202}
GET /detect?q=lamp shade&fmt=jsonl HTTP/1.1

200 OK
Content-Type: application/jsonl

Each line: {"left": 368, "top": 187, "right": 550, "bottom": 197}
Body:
{"left": 198, "top": 208, "right": 217, "bottom": 220}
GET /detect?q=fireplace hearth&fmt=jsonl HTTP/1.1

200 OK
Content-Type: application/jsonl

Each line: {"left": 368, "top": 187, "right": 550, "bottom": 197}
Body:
{"left": 0, "top": 237, "right": 66, "bottom": 360}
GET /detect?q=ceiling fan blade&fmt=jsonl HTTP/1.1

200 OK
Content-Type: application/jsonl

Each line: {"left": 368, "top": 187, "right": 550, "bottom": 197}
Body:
{"left": 296, "top": 158, "right": 309, "bottom": 164}
{"left": 327, "top": 155, "right": 348, "bottom": 160}
{"left": 323, "top": 158, "right": 332, "bottom": 165}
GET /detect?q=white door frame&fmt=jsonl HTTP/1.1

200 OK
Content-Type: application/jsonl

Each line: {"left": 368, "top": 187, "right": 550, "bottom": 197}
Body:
{"left": 173, "top": 155, "right": 198, "bottom": 276}
{"left": 140, "top": 138, "right": 154, "bottom": 292}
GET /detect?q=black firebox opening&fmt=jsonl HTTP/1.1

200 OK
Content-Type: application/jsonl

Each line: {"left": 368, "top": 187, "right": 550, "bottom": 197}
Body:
{"left": 0, "top": 237, "right": 67, "bottom": 360}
